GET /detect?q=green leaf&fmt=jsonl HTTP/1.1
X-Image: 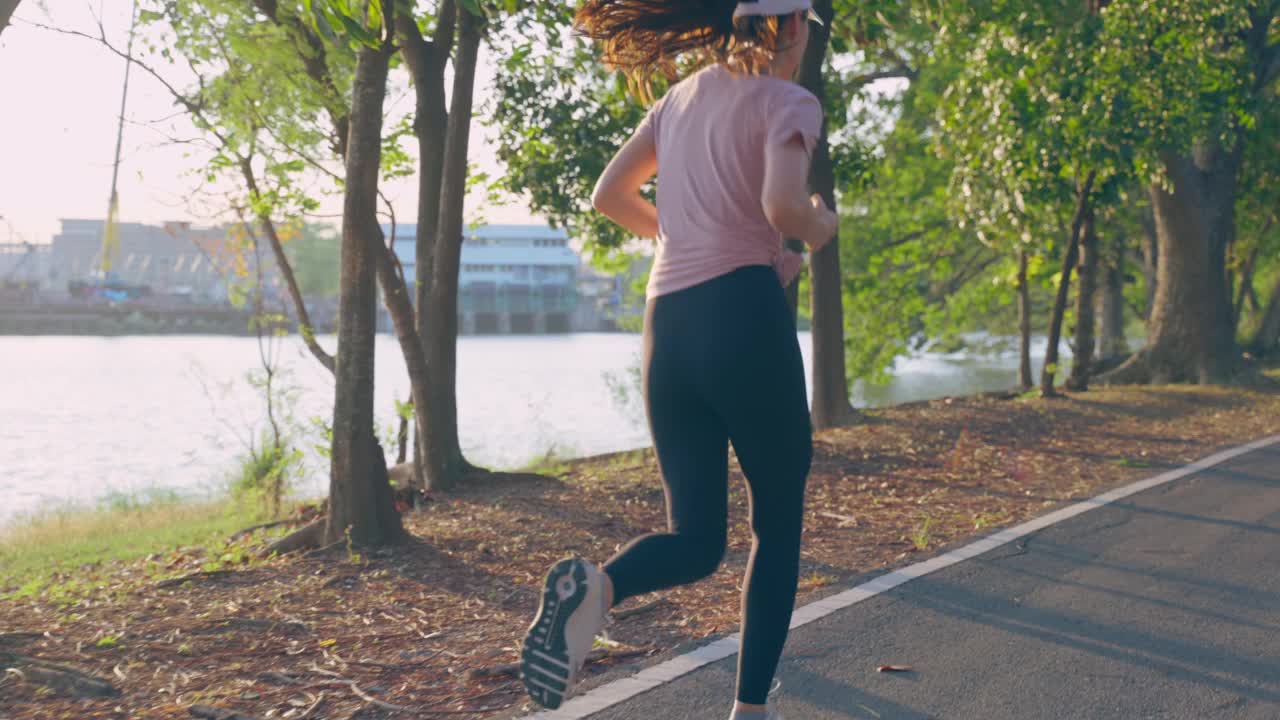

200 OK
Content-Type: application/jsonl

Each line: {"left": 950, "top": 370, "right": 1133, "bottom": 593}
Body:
{"left": 337, "top": 13, "right": 378, "bottom": 46}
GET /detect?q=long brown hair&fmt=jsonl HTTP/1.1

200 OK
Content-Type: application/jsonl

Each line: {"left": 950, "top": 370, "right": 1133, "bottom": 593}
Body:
{"left": 574, "top": 0, "right": 792, "bottom": 99}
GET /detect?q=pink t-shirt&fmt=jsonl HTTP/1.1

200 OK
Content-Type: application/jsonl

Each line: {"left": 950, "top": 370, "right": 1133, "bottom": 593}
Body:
{"left": 639, "top": 63, "right": 823, "bottom": 299}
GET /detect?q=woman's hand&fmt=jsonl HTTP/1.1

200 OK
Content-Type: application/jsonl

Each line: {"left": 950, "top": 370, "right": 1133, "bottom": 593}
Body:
{"left": 804, "top": 193, "right": 838, "bottom": 253}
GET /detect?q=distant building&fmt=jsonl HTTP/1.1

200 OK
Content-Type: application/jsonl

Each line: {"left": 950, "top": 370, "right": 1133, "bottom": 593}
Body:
{"left": 48, "top": 219, "right": 277, "bottom": 304}
{"left": 385, "top": 224, "right": 582, "bottom": 334}
{"left": 0, "top": 243, "right": 50, "bottom": 287}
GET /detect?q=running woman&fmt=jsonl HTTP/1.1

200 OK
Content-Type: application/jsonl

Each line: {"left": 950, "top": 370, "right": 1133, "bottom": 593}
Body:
{"left": 521, "top": 2, "right": 835, "bottom": 718}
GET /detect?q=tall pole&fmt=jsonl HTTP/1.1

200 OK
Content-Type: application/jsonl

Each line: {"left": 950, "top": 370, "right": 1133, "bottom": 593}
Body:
{"left": 98, "top": 0, "right": 138, "bottom": 277}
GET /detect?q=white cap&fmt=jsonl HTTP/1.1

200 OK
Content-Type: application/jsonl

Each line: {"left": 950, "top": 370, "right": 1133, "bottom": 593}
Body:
{"left": 733, "top": 0, "right": 823, "bottom": 25}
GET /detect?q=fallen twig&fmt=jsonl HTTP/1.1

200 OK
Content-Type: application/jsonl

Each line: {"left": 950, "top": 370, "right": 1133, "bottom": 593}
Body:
{"left": 257, "top": 671, "right": 303, "bottom": 685}
{"left": 299, "top": 691, "right": 326, "bottom": 720}
{"left": 189, "top": 705, "right": 263, "bottom": 720}
{"left": 819, "top": 511, "right": 860, "bottom": 527}
{"left": 230, "top": 519, "right": 298, "bottom": 541}
{"left": 156, "top": 570, "right": 238, "bottom": 589}
{"left": 614, "top": 598, "right": 667, "bottom": 620}
{"left": 350, "top": 681, "right": 412, "bottom": 712}
{"left": 412, "top": 708, "right": 509, "bottom": 716}
{"left": 468, "top": 647, "right": 649, "bottom": 680}
{"left": 302, "top": 539, "right": 346, "bottom": 558}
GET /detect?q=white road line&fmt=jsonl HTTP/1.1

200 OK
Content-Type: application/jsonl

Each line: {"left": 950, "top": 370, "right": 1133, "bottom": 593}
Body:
{"left": 520, "top": 434, "right": 1280, "bottom": 719}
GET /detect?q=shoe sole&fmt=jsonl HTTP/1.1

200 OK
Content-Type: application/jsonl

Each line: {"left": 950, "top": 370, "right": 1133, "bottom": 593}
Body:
{"left": 521, "top": 557, "right": 589, "bottom": 709}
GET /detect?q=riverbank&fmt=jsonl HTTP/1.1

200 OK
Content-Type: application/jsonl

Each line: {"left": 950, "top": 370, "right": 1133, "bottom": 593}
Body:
{"left": 2, "top": 378, "right": 1279, "bottom": 719}
{"left": 0, "top": 302, "right": 259, "bottom": 335}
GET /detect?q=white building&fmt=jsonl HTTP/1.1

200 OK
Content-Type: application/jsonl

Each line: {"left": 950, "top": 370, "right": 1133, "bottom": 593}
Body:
{"left": 385, "top": 223, "right": 582, "bottom": 334}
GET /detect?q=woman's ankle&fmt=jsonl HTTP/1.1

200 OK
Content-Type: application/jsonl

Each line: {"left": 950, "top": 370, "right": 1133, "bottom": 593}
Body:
{"left": 601, "top": 569, "right": 615, "bottom": 609}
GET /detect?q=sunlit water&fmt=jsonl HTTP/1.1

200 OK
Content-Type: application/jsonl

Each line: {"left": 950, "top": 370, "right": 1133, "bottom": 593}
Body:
{"left": 0, "top": 332, "right": 1073, "bottom": 525}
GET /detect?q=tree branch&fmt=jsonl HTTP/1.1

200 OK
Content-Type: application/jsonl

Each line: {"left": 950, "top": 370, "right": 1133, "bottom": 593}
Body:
{"left": 250, "top": 0, "right": 350, "bottom": 156}
{"left": 240, "top": 158, "right": 337, "bottom": 374}
{"left": 431, "top": 0, "right": 458, "bottom": 64}
{"left": 396, "top": 9, "right": 431, "bottom": 73}
{"left": 21, "top": 19, "right": 227, "bottom": 146}
{"left": 848, "top": 65, "right": 917, "bottom": 88}
{"left": 879, "top": 220, "right": 948, "bottom": 251}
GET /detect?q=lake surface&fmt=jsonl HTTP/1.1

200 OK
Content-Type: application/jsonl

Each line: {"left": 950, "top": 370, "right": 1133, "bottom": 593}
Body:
{"left": 0, "top": 332, "right": 1073, "bottom": 525}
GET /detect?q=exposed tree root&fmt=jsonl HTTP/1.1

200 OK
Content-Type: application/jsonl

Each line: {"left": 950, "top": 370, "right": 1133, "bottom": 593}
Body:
{"left": 1, "top": 652, "right": 119, "bottom": 698}
{"left": 263, "top": 518, "right": 326, "bottom": 556}
{"left": 1098, "top": 351, "right": 1156, "bottom": 386}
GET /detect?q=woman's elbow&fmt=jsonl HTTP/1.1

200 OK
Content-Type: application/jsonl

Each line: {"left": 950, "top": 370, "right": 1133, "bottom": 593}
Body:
{"left": 762, "top": 196, "right": 796, "bottom": 236}
{"left": 591, "top": 178, "right": 616, "bottom": 214}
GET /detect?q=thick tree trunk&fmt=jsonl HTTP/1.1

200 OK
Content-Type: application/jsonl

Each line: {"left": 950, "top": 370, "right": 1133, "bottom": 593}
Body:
{"left": 0, "top": 0, "right": 20, "bottom": 37}
{"left": 798, "top": 0, "right": 856, "bottom": 429}
{"left": 1097, "top": 242, "right": 1128, "bottom": 361}
{"left": 1251, "top": 275, "right": 1280, "bottom": 359}
{"left": 1104, "top": 146, "right": 1240, "bottom": 385}
{"left": 1041, "top": 172, "right": 1096, "bottom": 397}
{"left": 325, "top": 44, "right": 403, "bottom": 547}
{"left": 239, "top": 159, "right": 335, "bottom": 375}
{"left": 422, "top": 8, "right": 483, "bottom": 491}
{"left": 1017, "top": 249, "right": 1033, "bottom": 391}
{"left": 1066, "top": 207, "right": 1099, "bottom": 391}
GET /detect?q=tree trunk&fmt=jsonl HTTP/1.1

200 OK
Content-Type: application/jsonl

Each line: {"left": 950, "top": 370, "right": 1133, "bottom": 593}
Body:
{"left": 1103, "top": 146, "right": 1240, "bottom": 385}
{"left": 398, "top": 5, "right": 454, "bottom": 489}
{"left": 0, "top": 0, "right": 19, "bottom": 37}
{"left": 798, "top": 0, "right": 856, "bottom": 429}
{"left": 325, "top": 43, "right": 403, "bottom": 547}
{"left": 1017, "top": 249, "right": 1033, "bottom": 391}
{"left": 1250, "top": 275, "right": 1280, "bottom": 359}
{"left": 1066, "top": 206, "right": 1099, "bottom": 391}
{"left": 1041, "top": 172, "right": 1095, "bottom": 397}
{"left": 1097, "top": 241, "right": 1128, "bottom": 361}
{"left": 422, "top": 8, "right": 483, "bottom": 491}
{"left": 1233, "top": 242, "right": 1260, "bottom": 333}
{"left": 371, "top": 227, "right": 435, "bottom": 496}
{"left": 1140, "top": 206, "right": 1158, "bottom": 321}
{"left": 239, "top": 159, "right": 336, "bottom": 375}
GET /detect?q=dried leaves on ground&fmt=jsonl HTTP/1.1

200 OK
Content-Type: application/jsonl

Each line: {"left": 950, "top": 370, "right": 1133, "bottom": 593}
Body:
{"left": 2, "top": 383, "right": 1278, "bottom": 719}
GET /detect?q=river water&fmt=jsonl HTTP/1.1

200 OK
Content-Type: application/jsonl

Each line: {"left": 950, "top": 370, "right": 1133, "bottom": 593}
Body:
{"left": 0, "top": 333, "right": 1072, "bottom": 525}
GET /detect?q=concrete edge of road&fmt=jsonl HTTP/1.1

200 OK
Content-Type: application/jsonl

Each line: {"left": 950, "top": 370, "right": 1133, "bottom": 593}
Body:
{"left": 521, "top": 433, "right": 1280, "bottom": 719}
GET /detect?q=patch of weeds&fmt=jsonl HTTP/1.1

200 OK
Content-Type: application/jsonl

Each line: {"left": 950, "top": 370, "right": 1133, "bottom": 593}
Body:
{"left": 972, "top": 509, "right": 1013, "bottom": 531}
{"left": 799, "top": 572, "right": 839, "bottom": 591}
{"left": 520, "top": 443, "right": 579, "bottom": 476}
{"left": 1113, "top": 457, "right": 1153, "bottom": 468}
{"left": 344, "top": 526, "right": 362, "bottom": 565}
{"left": 909, "top": 516, "right": 936, "bottom": 551}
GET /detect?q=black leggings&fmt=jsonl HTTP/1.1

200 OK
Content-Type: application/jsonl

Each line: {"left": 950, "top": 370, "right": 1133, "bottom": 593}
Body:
{"left": 603, "top": 265, "right": 813, "bottom": 705}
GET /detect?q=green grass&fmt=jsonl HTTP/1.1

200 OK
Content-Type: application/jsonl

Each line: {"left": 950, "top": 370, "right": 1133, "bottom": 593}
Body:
{"left": 0, "top": 491, "right": 266, "bottom": 596}
{"left": 519, "top": 443, "right": 582, "bottom": 476}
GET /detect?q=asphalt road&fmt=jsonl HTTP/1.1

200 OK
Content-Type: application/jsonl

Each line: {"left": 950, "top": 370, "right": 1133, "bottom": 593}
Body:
{"left": 583, "top": 441, "right": 1280, "bottom": 720}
